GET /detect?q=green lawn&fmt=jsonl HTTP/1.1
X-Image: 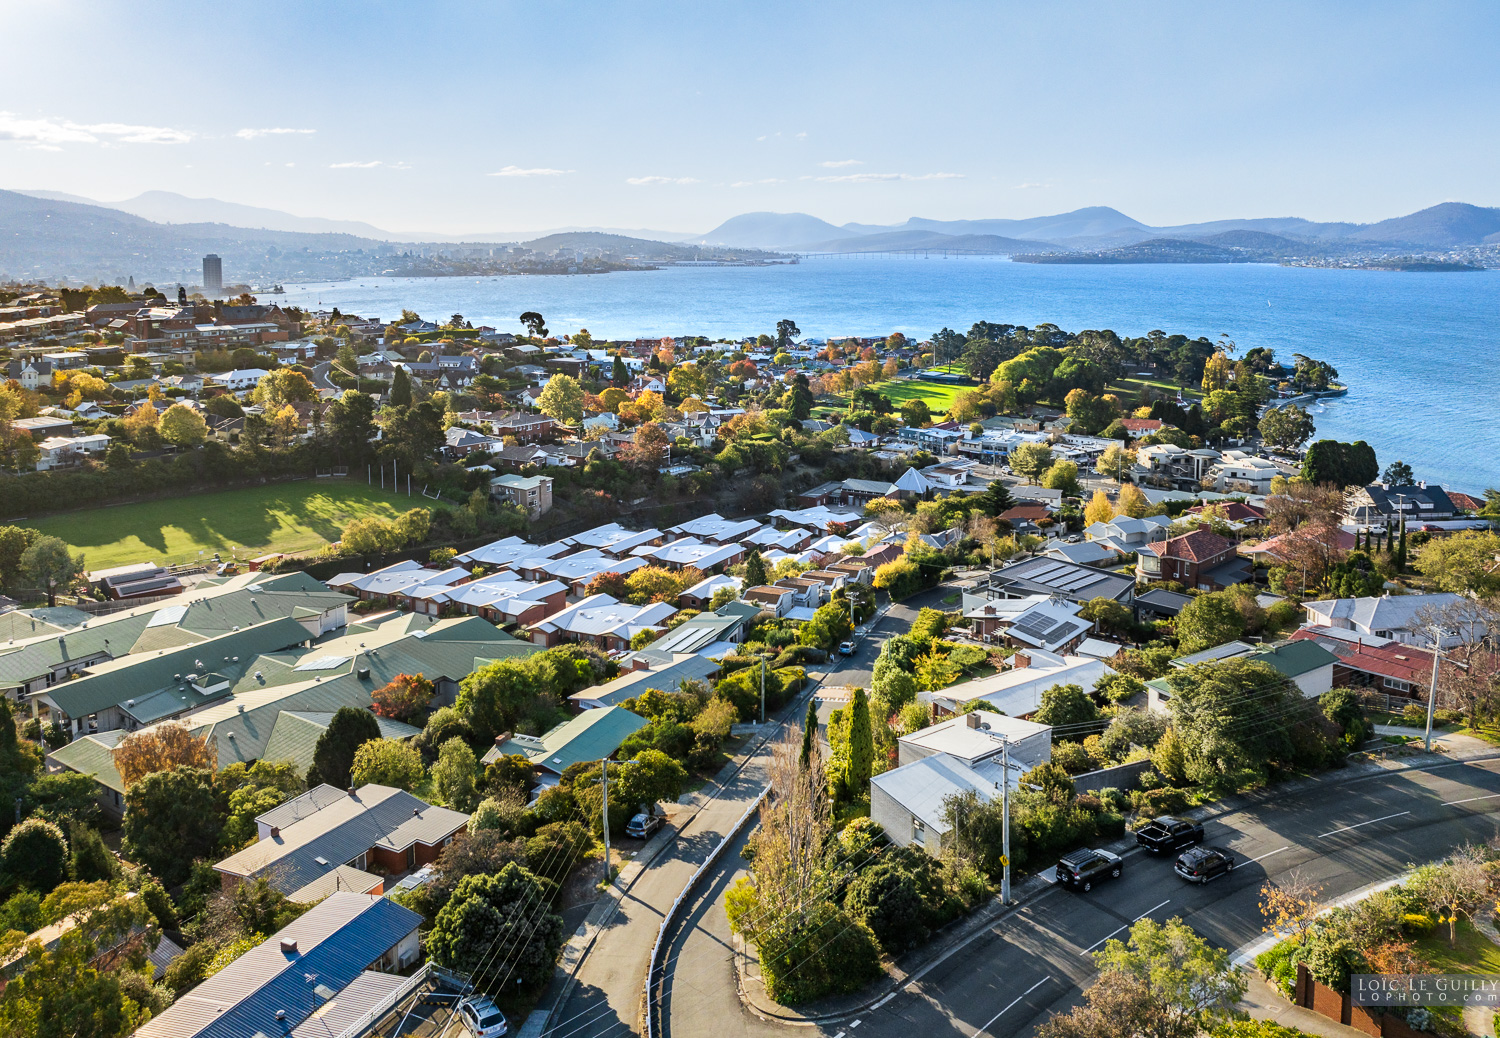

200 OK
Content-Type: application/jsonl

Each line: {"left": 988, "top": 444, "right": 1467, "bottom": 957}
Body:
{"left": 22, "top": 480, "right": 420, "bottom": 570}
{"left": 877, "top": 379, "right": 970, "bottom": 413}
{"left": 1417, "top": 919, "right": 1500, "bottom": 974}
{"left": 1106, "top": 377, "right": 1203, "bottom": 407}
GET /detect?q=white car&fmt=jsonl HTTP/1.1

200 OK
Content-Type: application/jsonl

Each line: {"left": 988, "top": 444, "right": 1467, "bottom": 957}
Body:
{"left": 459, "top": 996, "right": 508, "bottom": 1038}
{"left": 838, "top": 640, "right": 856, "bottom": 656}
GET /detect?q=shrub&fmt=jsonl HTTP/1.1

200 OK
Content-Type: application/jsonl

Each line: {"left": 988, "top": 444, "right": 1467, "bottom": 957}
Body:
{"left": 1401, "top": 913, "right": 1435, "bottom": 937}
{"left": 1051, "top": 741, "right": 1095, "bottom": 775}
{"left": 1256, "top": 939, "right": 1300, "bottom": 997}
{"left": 1131, "top": 787, "right": 1189, "bottom": 816}
{"left": 771, "top": 645, "right": 826, "bottom": 670}
{"left": 1096, "top": 811, "right": 1127, "bottom": 838}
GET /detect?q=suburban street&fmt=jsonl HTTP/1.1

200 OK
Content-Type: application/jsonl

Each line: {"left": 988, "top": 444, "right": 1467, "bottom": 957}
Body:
{"left": 546, "top": 584, "right": 954, "bottom": 1038}
{"left": 659, "top": 755, "right": 1500, "bottom": 1038}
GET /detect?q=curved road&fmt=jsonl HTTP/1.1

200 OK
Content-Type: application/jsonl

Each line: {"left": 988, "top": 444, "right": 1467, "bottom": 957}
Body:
{"left": 661, "top": 755, "right": 1500, "bottom": 1038}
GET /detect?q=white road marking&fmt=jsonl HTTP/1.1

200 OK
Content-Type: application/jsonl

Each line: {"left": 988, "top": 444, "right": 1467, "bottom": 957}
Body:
{"left": 1079, "top": 923, "right": 1129, "bottom": 956}
{"left": 850, "top": 1022, "right": 862, "bottom": 1029}
{"left": 1442, "top": 793, "right": 1500, "bottom": 807}
{"left": 1135, "top": 899, "right": 1171, "bottom": 921}
{"left": 1245, "top": 846, "right": 1290, "bottom": 864}
{"left": 1318, "top": 811, "right": 1410, "bottom": 838}
{"left": 870, "top": 993, "right": 896, "bottom": 1010}
{"left": 973, "top": 977, "right": 1051, "bottom": 1037}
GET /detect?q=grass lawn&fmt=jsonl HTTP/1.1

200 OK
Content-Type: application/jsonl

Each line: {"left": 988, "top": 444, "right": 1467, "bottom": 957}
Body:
{"left": 877, "top": 379, "right": 969, "bottom": 414}
{"left": 1417, "top": 918, "right": 1500, "bottom": 973}
{"left": 22, "top": 480, "right": 420, "bottom": 570}
{"left": 1106, "top": 377, "right": 1202, "bottom": 407}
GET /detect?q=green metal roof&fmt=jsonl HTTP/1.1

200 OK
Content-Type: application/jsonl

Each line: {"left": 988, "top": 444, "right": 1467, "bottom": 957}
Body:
{"left": 263, "top": 711, "right": 420, "bottom": 775}
{"left": 49, "top": 730, "right": 126, "bottom": 794}
{"left": 1251, "top": 640, "right": 1339, "bottom": 679}
{"left": 488, "top": 705, "right": 647, "bottom": 774}
{"left": 0, "top": 611, "right": 66, "bottom": 644}
{"left": 0, "top": 613, "right": 153, "bottom": 690}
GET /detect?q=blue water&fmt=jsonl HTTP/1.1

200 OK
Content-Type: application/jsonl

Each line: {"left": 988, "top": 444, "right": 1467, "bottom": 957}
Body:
{"left": 274, "top": 258, "right": 1500, "bottom": 493}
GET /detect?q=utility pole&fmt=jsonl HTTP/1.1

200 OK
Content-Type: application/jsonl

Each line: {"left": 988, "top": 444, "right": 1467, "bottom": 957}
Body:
{"left": 759, "top": 661, "right": 766, "bottom": 724}
{"left": 600, "top": 759, "right": 611, "bottom": 886}
{"left": 1000, "top": 740, "right": 1011, "bottom": 904}
{"left": 1425, "top": 625, "right": 1445, "bottom": 752}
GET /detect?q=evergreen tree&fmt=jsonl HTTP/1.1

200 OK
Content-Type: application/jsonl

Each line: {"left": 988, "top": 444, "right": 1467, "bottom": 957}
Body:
{"left": 612, "top": 354, "right": 628, "bottom": 384}
{"left": 390, "top": 365, "right": 413, "bottom": 407}
{"left": 800, "top": 699, "right": 817, "bottom": 770}
{"left": 744, "top": 549, "right": 768, "bottom": 589}
{"left": 307, "top": 707, "right": 382, "bottom": 789}
{"left": 1397, "top": 519, "right": 1407, "bottom": 571}
{"left": 846, "top": 688, "right": 873, "bottom": 796}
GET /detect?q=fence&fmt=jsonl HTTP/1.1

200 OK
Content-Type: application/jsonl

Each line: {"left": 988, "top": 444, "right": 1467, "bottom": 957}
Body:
{"left": 644, "top": 786, "right": 770, "bottom": 1038}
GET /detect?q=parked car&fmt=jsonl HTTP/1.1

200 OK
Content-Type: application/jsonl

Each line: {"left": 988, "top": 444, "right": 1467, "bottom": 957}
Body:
{"left": 1055, "top": 848, "right": 1123, "bottom": 891}
{"left": 1135, "top": 816, "right": 1205, "bottom": 854}
{"left": 458, "top": 996, "right": 508, "bottom": 1038}
{"left": 1173, "top": 846, "right": 1235, "bottom": 884}
{"left": 625, "top": 813, "right": 664, "bottom": 839}
{"left": 838, "top": 640, "right": 856, "bottom": 656}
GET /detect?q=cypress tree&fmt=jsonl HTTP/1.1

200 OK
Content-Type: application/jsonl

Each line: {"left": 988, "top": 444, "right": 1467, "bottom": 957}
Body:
{"left": 846, "top": 688, "right": 873, "bottom": 797}
{"left": 744, "top": 549, "right": 768, "bottom": 589}
{"left": 800, "top": 698, "right": 818, "bottom": 771}
{"left": 612, "top": 354, "right": 628, "bottom": 384}
{"left": 1397, "top": 519, "right": 1407, "bottom": 571}
{"left": 390, "top": 366, "right": 413, "bottom": 407}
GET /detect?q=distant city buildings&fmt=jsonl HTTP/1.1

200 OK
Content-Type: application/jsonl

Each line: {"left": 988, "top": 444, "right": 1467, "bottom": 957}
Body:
{"left": 202, "top": 253, "right": 223, "bottom": 297}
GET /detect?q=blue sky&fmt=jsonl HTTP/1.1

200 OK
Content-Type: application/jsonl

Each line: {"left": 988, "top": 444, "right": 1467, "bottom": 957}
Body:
{"left": 1, "top": 1, "right": 1496, "bottom": 235}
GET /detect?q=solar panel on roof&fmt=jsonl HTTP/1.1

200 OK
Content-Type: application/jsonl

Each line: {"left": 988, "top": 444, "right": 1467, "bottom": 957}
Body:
{"left": 146, "top": 605, "right": 188, "bottom": 628}
{"left": 293, "top": 656, "right": 350, "bottom": 672}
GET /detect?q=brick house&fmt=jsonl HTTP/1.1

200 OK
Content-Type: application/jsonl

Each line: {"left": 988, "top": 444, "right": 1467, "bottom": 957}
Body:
{"left": 1136, "top": 529, "right": 1249, "bottom": 591}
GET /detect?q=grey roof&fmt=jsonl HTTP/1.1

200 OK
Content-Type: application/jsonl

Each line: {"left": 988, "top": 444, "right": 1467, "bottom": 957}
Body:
{"left": 1301, "top": 593, "right": 1464, "bottom": 633}
{"left": 134, "top": 892, "right": 421, "bottom": 1038}
{"left": 255, "top": 784, "right": 351, "bottom": 832}
{"left": 1135, "top": 588, "right": 1195, "bottom": 614}
{"left": 214, "top": 785, "right": 469, "bottom": 894}
{"left": 487, "top": 705, "right": 647, "bottom": 772}
{"left": 636, "top": 612, "right": 746, "bottom": 656}
{"left": 1171, "top": 641, "right": 1257, "bottom": 667}
{"left": 286, "top": 864, "right": 385, "bottom": 905}
{"left": 986, "top": 557, "right": 1135, "bottom": 603}
{"left": 569, "top": 654, "right": 722, "bottom": 708}
{"left": 870, "top": 753, "right": 1006, "bottom": 834}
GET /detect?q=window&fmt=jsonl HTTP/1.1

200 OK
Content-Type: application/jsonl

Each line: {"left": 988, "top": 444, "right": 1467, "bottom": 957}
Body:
{"left": 1384, "top": 678, "right": 1412, "bottom": 694}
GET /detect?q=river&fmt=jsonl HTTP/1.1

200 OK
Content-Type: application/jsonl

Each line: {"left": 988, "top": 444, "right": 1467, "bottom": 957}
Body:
{"left": 269, "top": 257, "right": 1500, "bottom": 493}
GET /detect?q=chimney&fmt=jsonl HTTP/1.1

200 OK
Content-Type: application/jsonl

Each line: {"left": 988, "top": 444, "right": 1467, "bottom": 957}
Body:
{"left": 270, "top": 826, "right": 281, "bottom": 839}
{"left": 280, "top": 938, "right": 298, "bottom": 955}
{"left": 495, "top": 732, "right": 512, "bottom": 746}
{"left": 347, "top": 786, "right": 357, "bottom": 797}
{"left": 965, "top": 712, "right": 981, "bottom": 729}
{"left": 1013, "top": 651, "right": 1031, "bottom": 669}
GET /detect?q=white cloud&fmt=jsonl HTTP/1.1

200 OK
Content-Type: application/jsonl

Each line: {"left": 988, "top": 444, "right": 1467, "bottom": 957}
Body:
{"left": 820, "top": 159, "right": 862, "bottom": 168}
{"left": 626, "top": 175, "right": 699, "bottom": 186}
{"left": 0, "top": 111, "right": 192, "bottom": 146}
{"left": 730, "top": 178, "right": 786, "bottom": 187}
{"left": 236, "top": 127, "right": 315, "bottom": 139}
{"left": 329, "top": 160, "right": 410, "bottom": 170}
{"left": 815, "top": 171, "right": 964, "bottom": 183}
{"left": 488, "top": 165, "right": 574, "bottom": 177}
{"left": 1013, "top": 182, "right": 1050, "bottom": 189}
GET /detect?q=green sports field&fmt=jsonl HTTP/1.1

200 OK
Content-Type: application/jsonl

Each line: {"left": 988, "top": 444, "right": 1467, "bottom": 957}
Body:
{"left": 877, "top": 378, "right": 970, "bottom": 413}
{"left": 22, "top": 481, "right": 420, "bottom": 570}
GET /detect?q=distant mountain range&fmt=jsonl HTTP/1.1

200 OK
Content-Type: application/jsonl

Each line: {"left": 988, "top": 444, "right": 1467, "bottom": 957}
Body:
{"left": 696, "top": 203, "right": 1500, "bottom": 254}
{"left": 3, "top": 186, "right": 1497, "bottom": 283}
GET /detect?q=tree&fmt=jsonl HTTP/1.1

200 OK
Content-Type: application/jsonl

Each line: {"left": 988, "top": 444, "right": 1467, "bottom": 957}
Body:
{"left": 845, "top": 688, "right": 873, "bottom": 795}
{"left": 350, "top": 738, "right": 424, "bottom": 790}
{"left": 0, "top": 525, "right": 38, "bottom": 589}
{"left": 0, "top": 817, "right": 68, "bottom": 894}
{"left": 744, "top": 549, "right": 769, "bottom": 588}
{"left": 800, "top": 699, "right": 817, "bottom": 770}
{"left": 1041, "top": 460, "right": 1082, "bottom": 498}
{"left": 615, "top": 749, "right": 688, "bottom": 813}
{"left": 612, "top": 354, "right": 629, "bottom": 384}
{"left": 427, "top": 864, "right": 566, "bottom": 992}
{"left": 371, "top": 673, "right": 435, "bottom": 723}
{"left": 1096, "top": 442, "right": 1135, "bottom": 483}
{"left": 121, "top": 766, "right": 222, "bottom": 885}
{"left": 1175, "top": 591, "right": 1247, "bottom": 655}
{"left": 1406, "top": 845, "right": 1491, "bottom": 947}
{"left": 1034, "top": 683, "right": 1100, "bottom": 731}
{"left": 900, "top": 399, "right": 932, "bottom": 428}
{"left": 1009, "top": 442, "right": 1054, "bottom": 483}
{"left": 1258, "top": 871, "right": 1324, "bottom": 942}
{"left": 19, "top": 536, "right": 84, "bottom": 606}
{"left": 307, "top": 706, "right": 382, "bottom": 788}
{"left": 1037, "top": 969, "right": 1173, "bottom": 1038}
{"left": 1413, "top": 530, "right": 1500, "bottom": 595}
{"left": 158, "top": 402, "right": 208, "bottom": 446}
{"left": 520, "top": 311, "right": 549, "bottom": 339}
{"left": 389, "top": 365, "right": 413, "bottom": 407}
{"left": 456, "top": 658, "right": 547, "bottom": 744}
{"left": 1084, "top": 490, "right": 1115, "bottom": 528}
{"left": 1092, "top": 916, "right": 1246, "bottom": 1037}
{"left": 799, "top": 600, "right": 854, "bottom": 652}
{"left": 1300, "top": 439, "right": 1378, "bottom": 488}
{"left": 253, "top": 369, "right": 316, "bottom": 410}
{"left": 1257, "top": 405, "right": 1315, "bottom": 452}
{"left": 1166, "top": 659, "right": 1307, "bottom": 792}
{"left": 537, "top": 373, "right": 584, "bottom": 425}
{"left": 325, "top": 389, "right": 377, "bottom": 463}
{"left": 111, "top": 722, "right": 216, "bottom": 788}
{"left": 433, "top": 737, "right": 480, "bottom": 812}
{"left": 775, "top": 319, "right": 800, "bottom": 349}
{"left": 122, "top": 401, "right": 160, "bottom": 447}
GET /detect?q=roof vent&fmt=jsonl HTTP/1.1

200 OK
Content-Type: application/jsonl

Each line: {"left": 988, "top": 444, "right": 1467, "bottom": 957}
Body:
{"left": 126, "top": 699, "right": 134, "bottom": 707}
{"left": 357, "top": 667, "right": 370, "bottom": 681}
{"left": 413, "top": 808, "right": 420, "bottom": 816}
{"left": 279, "top": 939, "right": 297, "bottom": 955}
{"left": 347, "top": 787, "right": 357, "bottom": 797}
{"left": 226, "top": 732, "right": 235, "bottom": 739}
{"left": 315, "top": 856, "right": 330, "bottom": 866}
{"left": 276, "top": 1010, "right": 287, "bottom": 1021}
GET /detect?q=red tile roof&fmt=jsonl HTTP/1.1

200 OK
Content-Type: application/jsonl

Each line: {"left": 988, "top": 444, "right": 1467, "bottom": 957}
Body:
{"left": 1447, "top": 491, "right": 1484, "bottom": 512}
{"left": 1241, "top": 528, "right": 1357, "bottom": 561}
{"left": 1001, "top": 505, "right": 1052, "bottom": 522}
{"left": 1148, "top": 528, "right": 1235, "bottom": 563}
{"left": 1120, "top": 418, "right": 1164, "bottom": 433}
{"left": 1289, "top": 628, "right": 1433, "bottom": 683}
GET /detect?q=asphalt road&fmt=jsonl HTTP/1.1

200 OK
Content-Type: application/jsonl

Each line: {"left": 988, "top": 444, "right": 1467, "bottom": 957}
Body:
{"left": 660, "top": 755, "right": 1500, "bottom": 1038}
{"left": 546, "top": 584, "right": 955, "bottom": 1038}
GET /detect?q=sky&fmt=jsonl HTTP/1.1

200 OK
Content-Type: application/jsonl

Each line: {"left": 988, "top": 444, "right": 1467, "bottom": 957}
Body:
{"left": 1, "top": 1, "right": 1497, "bottom": 236}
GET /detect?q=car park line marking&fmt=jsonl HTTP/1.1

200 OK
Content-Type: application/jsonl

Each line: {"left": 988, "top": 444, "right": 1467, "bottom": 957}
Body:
{"left": 1442, "top": 793, "right": 1500, "bottom": 807}
{"left": 973, "top": 977, "right": 1051, "bottom": 1037}
{"left": 1245, "top": 846, "right": 1290, "bottom": 864}
{"left": 1318, "top": 812, "right": 1409, "bottom": 838}
{"left": 1135, "top": 899, "right": 1171, "bottom": 921}
{"left": 850, "top": 1021, "right": 862, "bottom": 1029}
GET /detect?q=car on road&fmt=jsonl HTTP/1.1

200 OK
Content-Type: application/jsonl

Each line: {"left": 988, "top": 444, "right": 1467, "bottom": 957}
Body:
{"left": 1172, "top": 846, "right": 1235, "bottom": 883}
{"left": 839, "top": 640, "right": 856, "bottom": 656}
{"left": 458, "top": 996, "right": 508, "bottom": 1038}
{"left": 1055, "top": 848, "right": 1123, "bottom": 891}
{"left": 1135, "top": 815, "right": 1205, "bottom": 854}
{"left": 625, "top": 813, "right": 664, "bottom": 839}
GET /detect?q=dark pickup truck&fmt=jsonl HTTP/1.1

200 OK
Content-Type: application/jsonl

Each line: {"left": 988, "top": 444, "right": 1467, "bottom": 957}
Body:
{"left": 1135, "top": 816, "right": 1205, "bottom": 854}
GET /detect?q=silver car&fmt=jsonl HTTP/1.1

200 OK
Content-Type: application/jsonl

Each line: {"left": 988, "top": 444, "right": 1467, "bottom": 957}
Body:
{"left": 459, "top": 996, "right": 508, "bottom": 1038}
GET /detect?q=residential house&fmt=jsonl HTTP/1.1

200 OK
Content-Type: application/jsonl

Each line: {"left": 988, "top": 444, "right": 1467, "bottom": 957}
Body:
{"left": 515, "top": 549, "right": 647, "bottom": 594}
{"left": 1083, "top": 515, "right": 1172, "bottom": 553}
{"left": 491, "top": 473, "right": 554, "bottom": 517}
{"left": 327, "top": 561, "right": 469, "bottom": 608}
{"left": 202, "top": 368, "right": 272, "bottom": 393}
{"left": 413, "top": 573, "right": 569, "bottom": 625}
{"left": 214, "top": 784, "right": 469, "bottom": 899}
{"left": 796, "top": 478, "right": 900, "bottom": 509}
{"left": 678, "top": 572, "right": 742, "bottom": 610}
{"left": 13, "top": 415, "right": 73, "bottom": 439}
{"left": 1119, "top": 417, "right": 1165, "bottom": 436}
{"left": 1134, "top": 587, "right": 1196, "bottom": 622}
{"left": 921, "top": 650, "right": 1114, "bottom": 717}
{"left": 742, "top": 585, "right": 795, "bottom": 617}
{"left": 668, "top": 514, "right": 763, "bottom": 544}
{"left": 1300, "top": 593, "right": 1468, "bottom": 648}
{"left": 36, "top": 433, "right": 110, "bottom": 470}
{"left": 982, "top": 557, "right": 1135, "bottom": 606}
{"left": 999, "top": 503, "right": 1052, "bottom": 533}
{"left": 632, "top": 537, "right": 746, "bottom": 573}
{"left": 1208, "top": 450, "right": 1281, "bottom": 494}
{"left": 1136, "top": 529, "right": 1250, "bottom": 591}
{"left": 527, "top": 594, "right": 677, "bottom": 650}
{"left": 568, "top": 654, "right": 722, "bottom": 710}
{"left": 567, "top": 523, "right": 665, "bottom": 557}
{"left": 1289, "top": 627, "right": 1439, "bottom": 699}
{"left": 484, "top": 706, "right": 648, "bottom": 788}
{"left": 768, "top": 505, "right": 866, "bottom": 532}
{"left": 444, "top": 426, "right": 504, "bottom": 457}
{"left": 1345, "top": 482, "right": 1457, "bottom": 528}
{"left": 89, "top": 562, "right": 184, "bottom": 600}
{"left": 133, "top": 893, "right": 424, "bottom": 1038}
{"left": 455, "top": 535, "right": 548, "bottom": 570}
{"left": 773, "top": 576, "right": 825, "bottom": 608}
{"left": 898, "top": 711, "right": 1053, "bottom": 769}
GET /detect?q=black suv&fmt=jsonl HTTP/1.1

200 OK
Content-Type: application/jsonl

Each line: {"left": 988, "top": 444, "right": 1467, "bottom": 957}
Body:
{"left": 1173, "top": 846, "right": 1235, "bottom": 884}
{"left": 1056, "top": 848, "right": 1123, "bottom": 891}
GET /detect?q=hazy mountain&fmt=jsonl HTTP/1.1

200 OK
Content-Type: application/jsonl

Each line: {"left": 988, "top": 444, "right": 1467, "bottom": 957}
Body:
{"left": 17, "top": 188, "right": 395, "bottom": 239}
{"left": 856, "top": 207, "right": 1151, "bottom": 242}
{"left": 1350, "top": 202, "right": 1500, "bottom": 247}
{"left": 699, "top": 212, "right": 857, "bottom": 249}
{"left": 793, "top": 229, "right": 1061, "bottom": 255}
